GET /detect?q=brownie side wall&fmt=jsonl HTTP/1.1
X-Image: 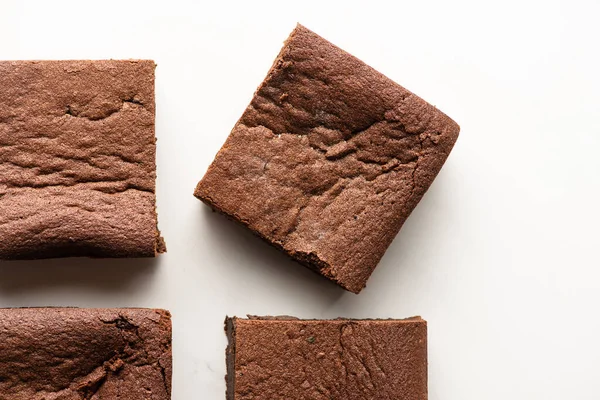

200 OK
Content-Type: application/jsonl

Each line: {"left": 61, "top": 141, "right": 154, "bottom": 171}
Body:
{"left": 225, "top": 317, "right": 237, "bottom": 400}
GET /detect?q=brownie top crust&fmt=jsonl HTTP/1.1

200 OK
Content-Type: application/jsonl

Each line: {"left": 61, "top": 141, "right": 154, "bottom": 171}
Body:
{"left": 226, "top": 316, "right": 427, "bottom": 400}
{"left": 0, "top": 60, "right": 165, "bottom": 258}
{"left": 195, "top": 25, "right": 459, "bottom": 293}
{"left": 0, "top": 307, "right": 172, "bottom": 399}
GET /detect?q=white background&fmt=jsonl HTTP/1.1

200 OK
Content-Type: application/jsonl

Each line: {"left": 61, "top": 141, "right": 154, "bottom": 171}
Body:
{"left": 1, "top": 0, "right": 599, "bottom": 399}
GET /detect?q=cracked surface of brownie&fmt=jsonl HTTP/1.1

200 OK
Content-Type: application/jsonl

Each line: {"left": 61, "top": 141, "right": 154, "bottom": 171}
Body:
{"left": 195, "top": 25, "right": 459, "bottom": 293}
{"left": 0, "top": 308, "right": 172, "bottom": 400}
{"left": 0, "top": 60, "right": 165, "bottom": 258}
{"left": 225, "top": 316, "right": 427, "bottom": 400}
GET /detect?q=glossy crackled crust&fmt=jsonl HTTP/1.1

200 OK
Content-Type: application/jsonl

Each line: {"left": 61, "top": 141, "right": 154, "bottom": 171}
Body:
{"left": 195, "top": 25, "right": 459, "bottom": 293}
{"left": 225, "top": 316, "right": 427, "bottom": 400}
{"left": 0, "top": 60, "right": 165, "bottom": 258}
{"left": 0, "top": 308, "right": 172, "bottom": 399}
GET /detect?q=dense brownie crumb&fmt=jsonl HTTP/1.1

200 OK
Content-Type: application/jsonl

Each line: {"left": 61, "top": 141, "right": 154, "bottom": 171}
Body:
{"left": 0, "top": 60, "right": 165, "bottom": 258}
{"left": 195, "top": 25, "right": 459, "bottom": 293}
{"left": 225, "top": 316, "right": 427, "bottom": 400}
{"left": 0, "top": 308, "right": 172, "bottom": 400}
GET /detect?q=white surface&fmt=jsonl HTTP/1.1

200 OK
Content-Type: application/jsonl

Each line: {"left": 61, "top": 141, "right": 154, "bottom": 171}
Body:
{"left": 1, "top": 0, "right": 599, "bottom": 398}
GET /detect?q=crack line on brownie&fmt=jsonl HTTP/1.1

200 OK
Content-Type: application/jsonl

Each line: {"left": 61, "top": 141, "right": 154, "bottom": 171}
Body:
{"left": 237, "top": 119, "right": 422, "bottom": 242}
{"left": 261, "top": 59, "right": 412, "bottom": 124}
{"left": 284, "top": 198, "right": 310, "bottom": 237}
{"left": 0, "top": 180, "right": 153, "bottom": 194}
{"left": 1, "top": 154, "right": 144, "bottom": 175}
{"left": 238, "top": 121, "right": 420, "bottom": 181}
{"left": 366, "top": 332, "right": 387, "bottom": 383}
{"left": 16, "top": 312, "right": 168, "bottom": 399}
{"left": 338, "top": 323, "right": 349, "bottom": 392}
{"left": 1, "top": 150, "right": 152, "bottom": 194}
{"left": 65, "top": 97, "right": 146, "bottom": 122}
{"left": 338, "top": 323, "right": 381, "bottom": 395}
{"left": 96, "top": 314, "right": 171, "bottom": 397}
{"left": 158, "top": 358, "right": 170, "bottom": 398}
{"left": 409, "top": 134, "right": 425, "bottom": 201}
{"left": 25, "top": 350, "right": 122, "bottom": 398}
{"left": 76, "top": 367, "right": 110, "bottom": 400}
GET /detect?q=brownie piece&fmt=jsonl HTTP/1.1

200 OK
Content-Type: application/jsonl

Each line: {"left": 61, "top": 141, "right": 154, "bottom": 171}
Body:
{"left": 0, "top": 308, "right": 172, "bottom": 399}
{"left": 225, "top": 316, "right": 427, "bottom": 400}
{"left": 194, "top": 25, "right": 459, "bottom": 293}
{"left": 0, "top": 60, "right": 165, "bottom": 258}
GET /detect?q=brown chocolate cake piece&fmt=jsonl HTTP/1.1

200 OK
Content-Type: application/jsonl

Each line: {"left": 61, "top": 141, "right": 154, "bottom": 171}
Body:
{"left": 0, "top": 60, "right": 165, "bottom": 258}
{"left": 194, "top": 25, "right": 459, "bottom": 293}
{"left": 225, "top": 316, "right": 427, "bottom": 400}
{"left": 0, "top": 308, "right": 172, "bottom": 399}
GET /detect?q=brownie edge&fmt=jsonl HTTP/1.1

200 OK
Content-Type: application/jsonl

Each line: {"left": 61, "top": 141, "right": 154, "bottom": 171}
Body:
{"left": 225, "top": 315, "right": 427, "bottom": 400}
{"left": 195, "top": 25, "right": 459, "bottom": 293}
{"left": 0, "top": 308, "right": 172, "bottom": 399}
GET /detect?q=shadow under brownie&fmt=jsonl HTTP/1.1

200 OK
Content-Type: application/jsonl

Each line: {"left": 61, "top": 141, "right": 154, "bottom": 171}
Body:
{"left": 0, "top": 60, "right": 165, "bottom": 258}
{"left": 195, "top": 25, "right": 459, "bottom": 293}
{"left": 0, "top": 308, "right": 172, "bottom": 399}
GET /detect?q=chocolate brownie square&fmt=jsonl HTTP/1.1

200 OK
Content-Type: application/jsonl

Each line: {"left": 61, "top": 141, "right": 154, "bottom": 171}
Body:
{"left": 195, "top": 25, "right": 459, "bottom": 293}
{"left": 225, "top": 316, "right": 427, "bottom": 399}
{"left": 0, "top": 308, "right": 172, "bottom": 399}
{"left": 0, "top": 60, "right": 165, "bottom": 258}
